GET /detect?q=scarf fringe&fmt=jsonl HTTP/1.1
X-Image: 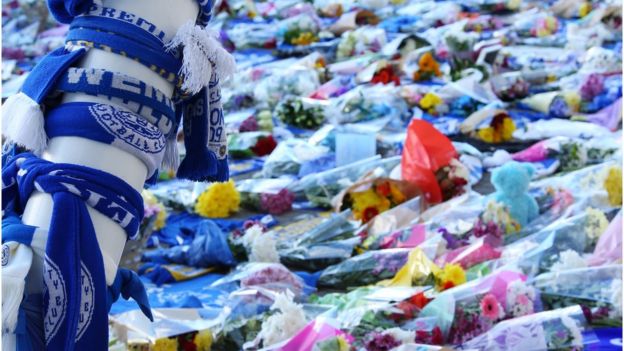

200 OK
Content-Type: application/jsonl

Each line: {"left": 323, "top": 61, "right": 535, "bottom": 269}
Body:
{"left": 2, "top": 275, "right": 25, "bottom": 336}
{"left": 176, "top": 146, "right": 218, "bottom": 181}
{"left": 165, "top": 20, "right": 236, "bottom": 94}
{"left": 161, "top": 137, "right": 180, "bottom": 171}
{"left": 1, "top": 92, "right": 47, "bottom": 155}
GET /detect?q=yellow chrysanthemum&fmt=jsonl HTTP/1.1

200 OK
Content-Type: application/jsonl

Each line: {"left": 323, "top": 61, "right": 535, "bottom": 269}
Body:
{"left": 477, "top": 127, "right": 495, "bottom": 143}
{"left": 579, "top": 2, "right": 591, "bottom": 17}
{"left": 501, "top": 117, "right": 516, "bottom": 141}
{"left": 604, "top": 167, "right": 622, "bottom": 206}
{"left": 441, "top": 263, "right": 466, "bottom": 286}
{"left": 420, "top": 92, "right": 442, "bottom": 110}
{"left": 337, "top": 336, "right": 350, "bottom": 351}
{"left": 350, "top": 188, "right": 391, "bottom": 222}
{"left": 154, "top": 204, "right": 167, "bottom": 230}
{"left": 389, "top": 183, "right": 406, "bottom": 204}
{"left": 194, "top": 330, "right": 213, "bottom": 351}
{"left": 153, "top": 337, "right": 177, "bottom": 351}
{"left": 195, "top": 180, "right": 240, "bottom": 218}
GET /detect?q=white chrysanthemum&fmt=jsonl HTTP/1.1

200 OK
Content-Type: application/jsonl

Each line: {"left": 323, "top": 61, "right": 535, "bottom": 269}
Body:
{"left": 550, "top": 250, "right": 587, "bottom": 273}
{"left": 242, "top": 225, "right": 264, "bottom": 248}
{"left": 585, "top": 208, "right": 609, "bottom": 241}
{"left": 258, "top": 291, "right": 308, "bottom": 347}
{"left": 385, "top": 328, "right": 414, "bottom": 345}
{"left": 250, "top": 232, "right": 280, "bottom": 263}
{"left": 561, "top": 314, "right": 584, "bottom": 347}
{"left": 602, "top": 279, "right": 623, "bottom": 319}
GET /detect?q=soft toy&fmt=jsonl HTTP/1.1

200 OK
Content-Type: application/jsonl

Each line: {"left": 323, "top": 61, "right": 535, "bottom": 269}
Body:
{"left": 490, "top": 162, "right": 539, "bottom": 227}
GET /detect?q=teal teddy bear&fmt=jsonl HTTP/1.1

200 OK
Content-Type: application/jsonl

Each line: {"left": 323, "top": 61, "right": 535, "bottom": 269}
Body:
{"left": 490, "top": 162, "right": 539, "bottom": 227}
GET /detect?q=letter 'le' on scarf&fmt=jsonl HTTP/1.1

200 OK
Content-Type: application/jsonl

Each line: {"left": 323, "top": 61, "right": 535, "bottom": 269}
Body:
{"left": 2, "top": 154, "right": 152, "bottom": 351}
{"left": 2, "top": 0, "right": 235, "bottom": 182}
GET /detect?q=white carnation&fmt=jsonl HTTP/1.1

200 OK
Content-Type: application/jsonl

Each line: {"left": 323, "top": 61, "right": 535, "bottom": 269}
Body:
{"left": 249, "top": 232, "right": 280, "bottom": 263}
{"left": 258, "top": 291, "right": 308, "bottom": 346}
{"left": 550, "top": 250, "right": 587, "bottom": 273}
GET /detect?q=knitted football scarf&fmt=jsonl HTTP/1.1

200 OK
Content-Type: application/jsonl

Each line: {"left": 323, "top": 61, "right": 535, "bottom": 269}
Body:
{"left": 2, "top": 154, "right": 152, "bottom": 351}
{"left": 2, "top": 1, "right": 234, "bottom": 181}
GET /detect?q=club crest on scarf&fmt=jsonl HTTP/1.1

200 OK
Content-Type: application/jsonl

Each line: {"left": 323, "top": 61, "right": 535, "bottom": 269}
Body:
{"left": 89, "top": 104, "right": 166, "bottom": 155}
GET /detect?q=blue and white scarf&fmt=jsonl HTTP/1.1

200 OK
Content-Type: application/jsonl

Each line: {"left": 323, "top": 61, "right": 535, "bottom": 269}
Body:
{"left": 2, "top": 154, "right": 152, "bottom": 351}
{"left": 2, "top": 0, "right": 234, "bottom": 182}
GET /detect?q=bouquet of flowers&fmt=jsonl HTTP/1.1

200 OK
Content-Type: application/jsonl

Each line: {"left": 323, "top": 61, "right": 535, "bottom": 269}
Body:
{"left": 238, "top": 178, "right": 297, "bottom": 215}
{"left": 225, "top": 21, "right": 278, "bottom": 49}
{"left": 261, "top": 139, "right": 331, "bottom": 178}
{"left": 111, "top": 309, "right": 215, "bottom": 351}
{"left": 228, "top": 131, "right": 278, "bottom": 158}
{"left": 448, "top": 96, "right": 484, "bottom": 117}
{"left": 329, "top": 85, "right": 411, "bottom": 124}
{"left": 430, "top": 271, "right": 537, "bottom": 344}
{"left": 513, "top": 12, "right": 560, "bottom": 38}
{"left": 501, "top": 210, "right": 608, "bottom": 276}
{"left": 412, "top": 52, "right": 443, "bottom": 82}
{"left": 295, "top": 158, "right": 401, "bottom": 208}
{"left": 318, "top": 249, "right": 411, "bottom": 289}
{"left": 533, "top": 265, "right": 622, "bottom": 327}
{"left": 434, "top": 159, "right": 470, "bottom": 202}
{"left": 254, "top": 67, "right": 321, "bottom": 107}
{"left": 141, "top": 189, "right": 167, "bottom": 236}
{"left": 336, "top": 26, "right": 387, "bottom": 59}
{"left": 338, "top": 178, "right": 416, "bottom": 223}
{"left": 460, "top": 109, "right": 516, "bottom": 144}
{"left": 461, "top": 305, "right": 591, "bottom": 350}
{"left": 277, "top": 13, "right": 321, "bottom": 46}
{"left": 276, "top": 96, "right": 326, "bottom": 129}
{"left": 371, "top": 62, "right": 401, "bottom": 86}
{"left": 417, "top": 92, "right": 449, "bottom": 116}
{"left": 212, "top": 263, "right": 307, "bottom": 298}
{"left": 490, "top": 73, "right": 530, "bottom": 101}
{"left": 475, "top": 0, "right": 522, "bottom": 13}
{"left": 195, "top": 180, "right": 241, "bottom": 218}
{"left": 464, "top": 15, "right": 505, "bottom": 32}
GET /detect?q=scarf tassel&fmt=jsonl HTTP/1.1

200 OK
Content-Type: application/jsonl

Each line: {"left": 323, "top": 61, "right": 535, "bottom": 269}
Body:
{"left": 1, "top": 92, "right": 47, "bottom": 156}
{"left": 176, "top": 147, "right": 218, "bottom": 182}
{"left": 2, "top": 276, "right": 25, "bottom": 344}
{"left": 165, "top": 20, "right": 236, "bottom": 95}
{"left": 161, "top": 137, "right": 180, "bottom": 171}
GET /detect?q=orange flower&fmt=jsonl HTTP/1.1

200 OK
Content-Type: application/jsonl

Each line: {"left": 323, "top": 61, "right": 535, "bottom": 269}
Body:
{"left": 375, "top": 181, "right": 391, "bottom": 197}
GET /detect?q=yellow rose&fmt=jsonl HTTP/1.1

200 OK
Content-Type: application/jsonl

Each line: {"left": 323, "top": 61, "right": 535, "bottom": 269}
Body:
{"left": 441, "top": 263, "right": 466, "bottom": 286}
{"left": 604, "top": 167, "right": 622, "bottom": 206}
{"left": 153, "top": 338, "right": 177, "bottom": 351}
{"left": 194, "top": 330, "right": 213, "bottom": 351}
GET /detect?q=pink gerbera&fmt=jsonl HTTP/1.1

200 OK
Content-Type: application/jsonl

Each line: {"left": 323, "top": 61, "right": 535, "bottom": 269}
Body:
{"left": 480, "top": 293, "right": 503, "bottom": 321}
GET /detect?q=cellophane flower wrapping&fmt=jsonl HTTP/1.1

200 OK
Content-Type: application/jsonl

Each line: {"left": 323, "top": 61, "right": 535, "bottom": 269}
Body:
{"left": 318, "top": 248, "right": 411, "bottom": 289}
{"left": 461, "top": 305, "right": 594, "bottom": 351}
{"left": 211, "top": 263, "right": 309, "bottom": 299}
{"left": 261, "top": 139, "right": 331, "bottom": 178}
{"left": 297, "top": 156, "right": 401, "bottom": 208}
{"left": 532, "top": 265, "right": 623, "bottom": 326}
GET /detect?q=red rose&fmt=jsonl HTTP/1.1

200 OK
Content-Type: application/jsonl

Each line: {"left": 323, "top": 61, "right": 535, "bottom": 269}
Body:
{"left": 442, "top": 281, "right": 455, "bottom": 290}
{"left": 415, "top": 330, "right": 430, "bottom": 343}
{"left": 431, "top": 326, "right": 443, "bottom": 345}
{"left": 410, "top": 292, "right": 431, "bottom": 309}
{"left": 375, "top": 182, "right": 391, "bottom": 197}
{"left": 252, "top": 135, "right": 278, "bottom": 156}
{"left": 363, "top": 207, "right": 380, "bottom": 222}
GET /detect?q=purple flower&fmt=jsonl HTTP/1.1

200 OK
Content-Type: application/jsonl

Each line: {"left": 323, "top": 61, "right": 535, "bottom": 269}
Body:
{"left": 439, "top": 228, "right": 467, "bottom": 250}
{"left": 580, "top": 74, "right": 605, "bottom": 101}
{"left": 365, "top": 332, "right": 401, "bottom": 351}
{"left": 239, "top": 116, "right": 259, "bottom": 132}
{"left": 260, "top": 189, "right": 295, "bottom": 215}
{"left": 549, "top": 96, "right": 570, "bottom": 118}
